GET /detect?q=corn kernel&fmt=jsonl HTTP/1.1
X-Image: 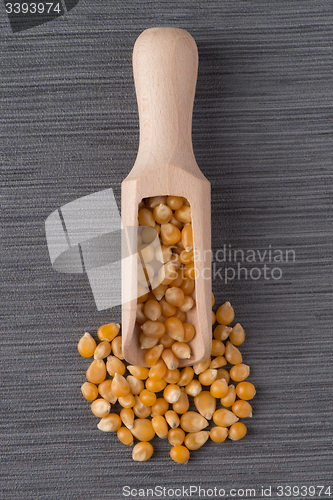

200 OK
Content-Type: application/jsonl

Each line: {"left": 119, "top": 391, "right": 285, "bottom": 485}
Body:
{"left": 143, "top": 300, "right": 162, "bottom": 322}
{"left": 161, "top": 348, "right": 179, "bottom": 371}
{"left": 171, "top": 342, "right": 191, "bottom": 360}
{"left": 213, "top": 325, "right": 232, "bottom": 341}
{"left": 137, "top": 284, "right": 149, "bottom": 303}
{"left": 220, "top": 385, "right": 236, "bottom": 407}
{"left": 210, "top": 356, "right": 227, "bottom": 369}
{"left": 86, "top": 359, "right": 106, "bottom": 385}
{"left": 117, "top": 426, "right": 134, "bottom": 445}
{"left": 198, "top": 368, "right": 217, "bottom": 386}
{"left": 120, "top": 408, "right": 134, "bottom": 429}
{"left": 164, "top": 317, "right": 185, "bottom": 342}
{"left": 118, "top": 393, "right": 136, "bottom": 408}
{"left": 212, "top": 311, "right": 216, "bottom": 326}
{"left": 93, "top": 340, "right": 111, "bottom": 360}
{"left": 97, "top": 323, "right": 120, "bottom": 342}
{"left": 145, "top": 377, "right": 167, "bottom": 393}
{"left": 194, "top": 391, "right": 216, "bottom": 420}
{"left": 216, "top": 301, "right": 234, "bottom": 325}
{"left": 145, "top": 344, "right": 164, "bottom": 366}
{"left": 78, "top": 332, "right": 96, "bottom": 358}
{"left": 106, "top": 356, "right": 126, "bottom": 376}
{"left": 193, "top": 357, "right": 211, "bottom": 375}
{"left": 139, "top": 389, "right": 157, "bottom": 407}
{"left": 163, "top": 384, "right": 182, "bottom": 404}
{"left": 81, "top": 382, "right": 98, "bottom": 401}
{"left": 211, "top": 339, "right": 225, "bottom": 357}
{"left": 173, "top": 388, "right": 189, "bottom": 414}
{"left": 228, "top": 422, "right": 247, "bottom": 440}
{"left": 170, "top": 445, "right": 190, "bottom": 464}
{"left": 97, "top": 413, "right": 121, "bottom": 432}
{"left": 111, "top": 336, "right": 124, "bottom": 359}
{"left": 151, "top": 398, "right": 169, "bottom": 417}
{"left": 153, "top": 204, "right": 173, "bottom": 224}
{"left": 174, "top": 205, "right": 191, "bottom": 224}
{"left": 229, "top": 364, "right": 250, "bottom": 382}
{"left": 178, "top": 367, "right": 194, "bottom": 387}
{"left": 180, "top": 277, "right": 195, "bottom": 295}
{"left": 168, "top": 428, "right": 185, "bottom": 446}
{"left": 183, "top": 323, "right": 196, "bottom": 343}
{"left": 141, "top": 320, "right": 165, "bottom": 339}
{"left": 210, "top": 379, "right": 229, "bottom": 399}
{"left": 127, "top": 365, "right": 149, "bottom": 380}
{"left": 111, "top": 373, "right": 130, "bottom": 397}
{"left": 127, "top": 375, "right": 145, "bottom": 395}
{"left": 166, "top": 196, "right": 183, "bottom": 211}
{"left": 132, "top": 441, "right": 154, "bottom": 461}
{"left": 210, "top": 426, "right": 228, "bottom": 443}
{"left": 98, "top": 380, "right": 117, "bottom": 404}
{"left": 169, "top": 269, "right": 184, "bottom": 288}
{"left": 180, "top": 411, "right": 209, "bottom": 432}
{"left": 138, "top": 208, "right": 155, "bottom": 227}
{"left": 149, "top": 358, "right": 167, "bottom": 380}
{"left": 160, "top": 223, "right": 181, "bottom": 245}
{"left": 212, "top": 292, "right": 215, "bottom": 308}
{"left": 235, "top": 381, "right": 256, "bottom": 400}
{"left": 229, "top": 323, "right": 245, "bottom": 345}
{"left": 165, "top": 287, "right": 185, "bottom": 307}
{"left": 184, "top": 430, "right": 210, "bottom": 450}
{"left": 185, "top": 379, "right": 202, "bottom": 397}
{"left": 216, "top": 369, "right": 230, "bottom": 384}
{"left": 139, "top": 333, "right": 159, "bottom": 350}
{"left": 231, "top": 400, "right": 253, "bottom": 418}
{"left": 213, "top": 408, "right": 239, "bottom": 427}
{"left": 91, "top": 398, "right": 111, "bottom": 418}
{"left": 163, "top": 368, "right": 181, "bottom": 384}
{"left": 179, "top": 296, "right": 194, "bottom": 313}
{"left": 225, "top": 341, "right": 243, "bottom": 365}
{"left": 159, "top": 333, "right": 175, "bottom": 348}
{"left": 151, "top": 415, "right": 168, "bottom": 439}
{"left": 131, "top": 418, "right": 155, "bottom": 441}
{"left": 165, "top": 410, "right": 180, "bottom": 429}
{"left": 146, "top": 196, "right": 167, "bottom": 208}
{"left": 133, "top": 395, "right": 151, "bottom": 418}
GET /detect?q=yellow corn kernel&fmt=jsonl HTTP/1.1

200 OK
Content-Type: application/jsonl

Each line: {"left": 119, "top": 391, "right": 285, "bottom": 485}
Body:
{"left": 138, "top": 208, "right": 155, "bottom": 227}
{"left": 210, "top": 379, "right": 229, "bottom": 399}
{"left": 168, "top": 428, "right": 185, "bottom": 446}
{"left": 216, "top": 301, "right": 235, "bottom": 325}
{"left": 165, "top": 410, "right": 180, "bottom": 429}
{"left": 184, "top": 430, "right": 210, "bottom": 451}
{"left": 231, "top": 400, "right": 253, "bottom": 418}
{"left": 178, "top": 367, "right": 194, "bottom": 387}
{"left": 86, "top": 359, "right": 106, "bottom": 385}
{"left": 165, "top": 287, "right": 185, "bottom": 308}
{"left": 173, "top": 388, "right": 189, "bottom": 414}
{"left": 137, "top": 284, "right": 149, "bottom": 303}
{"left": 138, "top": 243, "right": 155, "bottom": 264}
{"left": 159, "top": 333, "right": 175, "bottom": 348}
{"left": 185, "top": 379, "right": 202, "bottom": 397}
{"left": 210, "top": 356, "right": 227, "bottom": 369}
{"left": 148, "top": 358, "right": 167, "bottom": 380}
{"left": 193, "top": 357, "right": 211, "bottom": 375}
{"left": 97, "top": 323, "right": 120, "bottom": 342}
{"left": 141, "top": 226, "right": 158, "bottom": 243}
{"left": 151, "top": 283, "right": 168, "bottom": 303}
{"left": 131, "top": 418, "right": 155, "bottom": 441}
{"left": 143, "top": 300, "right": 162, "bottom": 322}
{"left": 173, "top": 307, "right": 186, "bottom": 323}
{"left": 169, "top": 269, "right": 184, "bottom": 288}
{"left": 213, "top": 408, "right": 239, "bottom": 427}
{"left": 127, "top": 365, "right": 149, "bottom": 380}
{"left": 161, "top": 348, "right": 179, "bottom": 371}
{"left": 211, "top": 339, "right": 225, "bottom": 357}
{"left": 235, "top": 381, "right": 256, "bottom": 400}
{"left": 139, "top": 389, "right": 157, "bottom": 407}
{"left": 179, "top": 296, "right": 194, "bottom": 313}
{"left": 183, "top": 262, "right": 195, "bottom": 280}
{"left": 225, "top": 341, "right": 243, "bottom": 365}
{"left": 169, "top": 445, "right": 189, "bottom": 465}
{"left": 212, "top": 311, "right": 216, "bottom": 326}
{"left": 151, "top": 415, "right": 168, "bottom": 439}
{"left": 179, "top": 249, "right": 194, "bottom": 265}
{"left": 229, "top": 323, "right": 245, "bottom": 345}
{"left": 229, "top": 364, "right": 250, "bottom": 382}
{"left": 145, "top": 344, "right": 164, "bottom": 366}
{"left": 198, "top": 368, "right": 217, "bottom": 386}
{"left": 180, "top": 277, "right": 195, "bottom": 295}
{"left": 120, "top": 408, "right": 135, "bottom": 429}
{"left": 151, "top": 398, "right": 169, "bottom": 417}
{"left": 158, "top": 261, "right": 178, "bottom": 286}
{"left": 98, "top": 380, "right": 117, "bottom": 404}
{"left": 146, "top": 196, "right": 167, "bottom": 208}
{"left": 117, "top": 426, "right": 134, "bottom": 445}
{"left": 171, "top": 342, "right": 191, "bottom": 360}
{"left": 163, "top": 384, "right": 181, "bottom": 404}
{"left": 111, "top": 336, "right": 124, "bottom": 359}
{"left": 154, "top": 245, "right": 172, "bottom": 265}
{"left": 213, "top": 324, "right": 232, "bottom": 341}
{"left": 212, "top": 292, "right": 215, "bottom": 308}
{"left": 216, "top": 368, "right": 230, "bottom": 384}
{"left": 220, "top": 385, "right": 236, "bottom": 407}
{"left": 106, "top": 356, "right": 126, "bottom": 377}
{"left": 181, "top": 224, "right": 193, "bottom": 252}
{"left": 183, "top": 323, "right": 196, "bottom": 343}
{"left": 139, "top": 333, "right": 159, "bottom": 350}
{"left": 210, "top": 426, "right": 228, "bottom": 443}
{"left": 228, "top": 422, "right": 247, "bottom": 440}
{"left": 160, "top": 223, "right": 181, "bottom": 245}
{"left": 81, "top": 382, "right": 98, "bottom": 401}
{"left": 159, "top": 298, "right": 176, "bottom": 318}
{"left": 97, "top": 413, "right": 121, "bottom": 432}
{"left": 118, "top": 393, "right": 136, "bottom": 409}
{"left": 174, "top": 205, "right": 191, "bottom": 224}
{"left": 132, "top": 441, "right": 154, "bottom": 462}
{"left": 91, "top": 398, "right": 111, "bottom": 418}
{"left": 164, "top": 317, "right": 185, "bottom": 342}
{"left": 180, "top": 411, "right": 209, "bottom": 432}
{"left": 145, "top": 377, "right": 167, "bottom": 393}
{"left": 141, "top": 320, "right": 165, "bottom": 339}
{"left": 127, "top": 375, "right": 145, "bottom": 395}
{"left": 78, "top": 332, "right": 96, "bottom": 358}
{"left": 167, "top": 196, "right": 183, "bottom": 210}
{"left": 194, "top": 391, "right": 216, "bottom": 420}
{"left": 111, "top": 373, "right": 130, "bottom": 398}
{"left": 153, "top": 203, "right": 173, "bottom": 224}
{"left": 93, "top": 340, "right": 111, "bottom": 360}
{"left": 133, "top": 395, "right": 151, "bottom": 418}
{"left": 163, "top": 368, "right": 181, "bottom": 384}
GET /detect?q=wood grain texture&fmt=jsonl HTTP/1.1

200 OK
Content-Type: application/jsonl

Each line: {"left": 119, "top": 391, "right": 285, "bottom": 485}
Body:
{"left": 122, "top": 27, "right": 211, "bottom": 366}
{"left": 1, "top": 1, "right": 332, "bottom": 499}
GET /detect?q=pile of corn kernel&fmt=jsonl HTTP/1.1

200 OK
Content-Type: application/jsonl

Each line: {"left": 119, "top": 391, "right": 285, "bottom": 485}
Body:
{"left": 78, "top": 298, "right": 256, "bottom": 463}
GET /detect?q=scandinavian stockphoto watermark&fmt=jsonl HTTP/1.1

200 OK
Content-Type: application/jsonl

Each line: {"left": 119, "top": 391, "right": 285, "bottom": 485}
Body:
{"left": 45, "top": 189, "right": 296, "bottom": 311}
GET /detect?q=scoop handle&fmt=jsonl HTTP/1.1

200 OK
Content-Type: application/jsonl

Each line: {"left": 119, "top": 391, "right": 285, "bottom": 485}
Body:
{"left": 132, "top": 27, "right": 199, "bottom": 171}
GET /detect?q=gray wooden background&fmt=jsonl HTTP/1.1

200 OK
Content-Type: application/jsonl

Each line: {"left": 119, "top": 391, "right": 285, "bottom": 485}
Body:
{"left": 1, "top": 1, "right": 332, "bottom": 499}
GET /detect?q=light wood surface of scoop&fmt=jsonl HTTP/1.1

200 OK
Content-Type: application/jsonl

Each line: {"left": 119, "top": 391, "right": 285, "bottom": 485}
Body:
{"left": 121, "top": 27, "right": 211, "bottom": 367}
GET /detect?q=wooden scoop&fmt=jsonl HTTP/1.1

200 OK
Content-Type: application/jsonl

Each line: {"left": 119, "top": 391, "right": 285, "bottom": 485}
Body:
{"left": 121, "top": 27, "right": 211, "bottom": 367}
